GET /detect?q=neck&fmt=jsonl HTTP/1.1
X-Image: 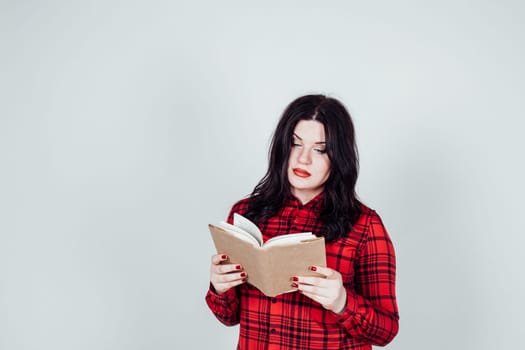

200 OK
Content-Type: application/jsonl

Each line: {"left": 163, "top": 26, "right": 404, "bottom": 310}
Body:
{"left": 290, "top": 188, "right": 323, "bottom": 205}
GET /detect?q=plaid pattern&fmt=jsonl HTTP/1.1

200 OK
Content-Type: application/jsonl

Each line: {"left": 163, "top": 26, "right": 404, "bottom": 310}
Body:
{"left": 206, "top": 193, "right": 399, "bottom": 349}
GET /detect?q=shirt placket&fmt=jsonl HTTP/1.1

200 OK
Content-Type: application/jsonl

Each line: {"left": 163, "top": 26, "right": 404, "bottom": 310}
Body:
{"left": 267, "top": 296, "right": 280, "bottom": 350}
{"left": 291, "top": 206, "right": 309, "bottom": 232}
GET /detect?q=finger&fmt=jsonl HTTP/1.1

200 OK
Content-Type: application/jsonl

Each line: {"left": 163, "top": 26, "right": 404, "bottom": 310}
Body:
{"left": 211, "top": 254, "right": 228, "bottom": 265}
{"left": 295, "top": 281, "right": 328, "bottom": 297}
{"left": 309, "top": 265, "right": 338, "bottom": 278}
{"left": 214, "top": 271, "right": 247, "bottom": 284}
{"left": 294, "top": 276, "right": 329, "bottom": 287}
{"left": 213, "top": 263, "right": 243, "bottom": 275}
{"left": 212, "top": 275, "right": 247, "bottom": 294}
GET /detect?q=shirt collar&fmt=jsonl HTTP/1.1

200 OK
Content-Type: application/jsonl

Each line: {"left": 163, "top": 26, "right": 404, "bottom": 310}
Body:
{"left": 285, "top": 191, "right": 324, "bottom": 210}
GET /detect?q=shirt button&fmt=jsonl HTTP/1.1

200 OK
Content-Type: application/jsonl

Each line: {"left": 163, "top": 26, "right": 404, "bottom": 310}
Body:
{"left": 270, "top": 329, "right": 276, "bottom": 334}
{"left": 271, "top": 298, "right": 277, "bottom": 303}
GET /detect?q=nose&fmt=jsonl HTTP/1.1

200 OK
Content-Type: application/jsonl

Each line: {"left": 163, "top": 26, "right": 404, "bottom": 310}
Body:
{"left": 298, "top": 147, "right": 312, "bottom": 165}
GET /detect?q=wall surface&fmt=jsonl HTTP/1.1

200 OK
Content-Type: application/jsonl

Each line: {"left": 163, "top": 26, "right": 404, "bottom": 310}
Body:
{"left": 1, "top": 1, "right": 524, "bottom": 349}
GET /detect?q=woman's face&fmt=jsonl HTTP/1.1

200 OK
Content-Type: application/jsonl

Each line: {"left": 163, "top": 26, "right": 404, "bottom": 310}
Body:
{"left": 287, "top": 120, "right": 331, "bottom": 204}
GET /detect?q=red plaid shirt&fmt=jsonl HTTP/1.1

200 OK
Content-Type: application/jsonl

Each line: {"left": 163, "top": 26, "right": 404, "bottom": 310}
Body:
{"left": 206, "top": 193, "right": 399, "bottom": 350}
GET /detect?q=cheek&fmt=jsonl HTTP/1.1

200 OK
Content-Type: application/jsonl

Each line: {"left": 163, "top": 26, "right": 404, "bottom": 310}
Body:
{"left": 286, "top": 154, "right": 293, "bottom": 172}
{"left": 287, "top": 154, "right": 295, "bottom": 174}
{"left": 320, "top": 160, "right": 331, "bottom": 179}
{"left": 288, "top": 148, "right": 299, "bottom": 163}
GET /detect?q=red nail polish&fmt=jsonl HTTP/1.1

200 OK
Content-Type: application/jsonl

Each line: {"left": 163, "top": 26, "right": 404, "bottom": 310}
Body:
{"left": 310, "top": 266, "right": 317, "bottom": 271}
{"left": 291, "top": 282, "right": 298, "bottom": 288}
{"left": 221, "top": 255, "right": 227, "bottom": 260}
{"left": 236, "top": 265, "right": 242, "bottom": 270}
{"left": 240, "top": 272, "right": 246, "bottom": 277}
{"left": 241, "top": 278, "right": 247, "bottom": 282}
{"left": 292, "top": 276, "right": 299, "bottom": 282}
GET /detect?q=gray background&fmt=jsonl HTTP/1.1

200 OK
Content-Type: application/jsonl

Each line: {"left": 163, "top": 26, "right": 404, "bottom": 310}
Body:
{"left": 1, "top": 1, "right": 524, "bottom": 349}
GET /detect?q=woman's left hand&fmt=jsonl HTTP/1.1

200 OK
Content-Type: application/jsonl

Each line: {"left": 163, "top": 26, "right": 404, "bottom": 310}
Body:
{"left": 293, "top": 266, "right": 347, "bottom": 314}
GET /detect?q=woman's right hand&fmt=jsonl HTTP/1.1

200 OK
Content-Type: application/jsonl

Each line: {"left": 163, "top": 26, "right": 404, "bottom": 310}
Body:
{"left": 210, "top": 254, "right": 247, "bottom": 294}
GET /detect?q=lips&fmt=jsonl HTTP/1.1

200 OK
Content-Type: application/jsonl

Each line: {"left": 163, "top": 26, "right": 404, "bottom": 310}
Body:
{"left": 293, "top": 168, "right": 311, "bottom": 178}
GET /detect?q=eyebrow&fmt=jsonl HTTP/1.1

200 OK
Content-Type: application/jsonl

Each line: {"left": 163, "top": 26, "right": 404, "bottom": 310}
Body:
{"left": 293, "top": 133, "right": 326, "bottom": 144}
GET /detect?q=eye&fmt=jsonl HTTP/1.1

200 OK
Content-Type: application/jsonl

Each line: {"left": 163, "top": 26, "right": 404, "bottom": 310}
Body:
{"left": 314, "top": 148, "right": 327, "bottom": 154}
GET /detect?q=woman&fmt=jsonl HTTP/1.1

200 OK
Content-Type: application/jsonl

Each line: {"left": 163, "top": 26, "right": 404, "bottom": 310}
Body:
{"left": 206, "top": 95, "right": 399, "bottom": 350}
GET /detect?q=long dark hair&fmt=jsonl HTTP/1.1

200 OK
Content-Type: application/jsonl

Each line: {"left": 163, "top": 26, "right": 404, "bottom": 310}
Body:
{"left": 243, "top": 94, "right": 362, "bottom": 242}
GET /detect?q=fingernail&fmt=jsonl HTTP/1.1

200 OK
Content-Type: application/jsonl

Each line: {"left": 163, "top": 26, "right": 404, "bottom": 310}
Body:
{"left": 309, "top": 266, "right": 317, "bottom": 271}
{"left": 241, "top": 278, "right": 247, "bottom": 282}
{"left": 240, "top": 272, "right": 246, "bottom": 277}
{"left": 292, "top": 276, "right": 299, "bottom": 282}
{"left": 236, "top": 265, "right": 242, "bottom": 270}
{"left": 221, "top": 255, "right": 227, "bottom": 260}
{"left": 291, "top": 282, "right": 299, "bottom": 288}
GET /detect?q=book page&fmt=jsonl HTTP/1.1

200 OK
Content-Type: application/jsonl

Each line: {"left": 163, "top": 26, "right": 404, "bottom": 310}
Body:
{"left": 217, "top": 222, "right": 260, "bottom": 247}
{"left": 232, "top": 213, "right": 263, "bottom": 246}
{"left": 264, "top": 232, "right": 315, "bottom": 247}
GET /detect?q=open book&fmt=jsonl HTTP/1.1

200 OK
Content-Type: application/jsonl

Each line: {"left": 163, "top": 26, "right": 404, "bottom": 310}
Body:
{"left": 208, "top": 213, "right": 326, "bottom": 297}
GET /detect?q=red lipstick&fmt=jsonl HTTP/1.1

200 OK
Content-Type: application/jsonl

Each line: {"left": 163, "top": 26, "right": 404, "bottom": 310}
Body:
{"left": 293, "top": 168, "right": 311, "bottom": 178}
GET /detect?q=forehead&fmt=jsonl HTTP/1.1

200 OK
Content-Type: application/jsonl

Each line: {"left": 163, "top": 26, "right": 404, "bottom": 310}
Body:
{"left": 293, "top": 120, "right": 326, "bottom": 142}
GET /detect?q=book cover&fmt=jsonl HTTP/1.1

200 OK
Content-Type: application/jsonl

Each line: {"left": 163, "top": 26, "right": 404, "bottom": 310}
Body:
{"left": 209, "top": 213, "right": 326, "bottom": 297}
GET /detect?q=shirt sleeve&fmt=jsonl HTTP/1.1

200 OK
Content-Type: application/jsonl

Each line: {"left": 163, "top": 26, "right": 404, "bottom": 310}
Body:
{"left": 205, "top": 283, "right": 240, "bottom": 326}
{"left": 334, "top": 211, "right": 399, "bottom": 346}
{"left": 204, "top": 200, "right": 248, "bottom": 326}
